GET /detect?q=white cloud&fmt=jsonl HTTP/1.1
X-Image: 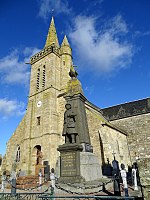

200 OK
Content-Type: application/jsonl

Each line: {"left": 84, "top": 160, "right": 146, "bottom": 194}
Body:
{"left": 23, "top": 47, "right": 40, "bottom": 57}
{"left": 143, "top": 31, "right": 150, "bottom": 36}
{"left": 0, "top": 47, "right": 40, "bottom": 86}
{"left": 109, "top": 15, "right": 128, "bottom": 34}
{"left": 38, "top": 0, "right": 71, "bottom": 19}
{"left": 134, "top": 30, "right": 150, "bottom": 37}
{"left": 85, "top": 85, "right": 95, "bottom": 95}
{"left": 69, "top": 15, "right": 133, "bottom": 74}
{"left": 0, "top": 99, "right": 25, "bottom": 119}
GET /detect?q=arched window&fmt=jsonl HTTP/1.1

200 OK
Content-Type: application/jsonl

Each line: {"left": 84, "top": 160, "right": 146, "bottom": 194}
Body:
{"left": 37, "top": 68, "right": 40, "bottom": 90}
{"left": 16, "top": 146, "right": 20, "bottom": 162}
{"left": 42, "top": 65, "right": 45, "bottom": 88}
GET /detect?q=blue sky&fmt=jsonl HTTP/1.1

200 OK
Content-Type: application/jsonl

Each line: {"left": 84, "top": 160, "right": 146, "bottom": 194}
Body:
{"left": 0, "top": 0, "right": 150, "bottom": 156}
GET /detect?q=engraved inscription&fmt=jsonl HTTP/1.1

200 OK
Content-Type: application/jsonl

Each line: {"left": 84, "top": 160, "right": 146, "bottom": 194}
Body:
{"left": 61, "top": 152, "right": 77, "bottom": 177}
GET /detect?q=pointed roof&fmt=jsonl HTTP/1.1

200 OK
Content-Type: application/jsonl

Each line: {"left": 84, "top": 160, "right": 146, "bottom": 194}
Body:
{"left": 45, "top": 17, "right": 59, "bottom": 48}
{"left": 61, "top": 35, "right": 70, "bottom": 47}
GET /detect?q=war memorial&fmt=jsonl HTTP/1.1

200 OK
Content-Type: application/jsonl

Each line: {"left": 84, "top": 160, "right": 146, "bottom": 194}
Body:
{"left": 0, "top": 17, "right": 150, "bottom": 199}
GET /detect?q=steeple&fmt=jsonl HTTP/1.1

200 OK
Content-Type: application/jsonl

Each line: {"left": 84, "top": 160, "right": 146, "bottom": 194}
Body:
{"left": 61, "top": 35, "right": 70, "bottom": 47}
{"left": 45, "top": 17, "right": 59, "bottom": 48}
{"left": 60, "top": 35, "right": 72, "bottom": 56}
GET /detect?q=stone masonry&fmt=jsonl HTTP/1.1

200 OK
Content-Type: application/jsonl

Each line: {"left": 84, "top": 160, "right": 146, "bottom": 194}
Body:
{"left": 138, "top": 158, "right": 150, "bottom": 200}
{"left": 102, "top": 98, "right": 150, "bottom": 163}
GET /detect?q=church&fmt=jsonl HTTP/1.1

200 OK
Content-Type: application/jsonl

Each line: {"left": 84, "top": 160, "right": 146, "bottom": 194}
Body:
{"left": 1, "top": 17, "right": 149, "bottom": 177}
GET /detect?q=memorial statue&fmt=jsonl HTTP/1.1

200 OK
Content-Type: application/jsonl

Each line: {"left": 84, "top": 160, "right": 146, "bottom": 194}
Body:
{"left": 37, "top": 150, "right": 43, "bottom": 165}
{"left": 62, "top": 103, "right": 78, "bottom": 144}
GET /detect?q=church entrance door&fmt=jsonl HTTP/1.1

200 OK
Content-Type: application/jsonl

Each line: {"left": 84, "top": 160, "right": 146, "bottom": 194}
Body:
{"left": 33, "top": 145, "right": 44, "bottom": 176}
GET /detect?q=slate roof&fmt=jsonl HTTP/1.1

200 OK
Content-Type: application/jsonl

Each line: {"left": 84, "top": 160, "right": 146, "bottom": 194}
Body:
{"left": 102, "top": 98, "right": 150, "bottom": 121}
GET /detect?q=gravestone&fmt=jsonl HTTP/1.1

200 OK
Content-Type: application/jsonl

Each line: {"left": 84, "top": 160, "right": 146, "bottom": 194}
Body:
{"left": 43, "top": 161, "right": 50, "bottom": 180}
{"left": 112, "top": 158, "right": 121, "bottom": 196}
{"left": 57, "top": 67, "right": 102, "bottom": 183}
{"left": 102, "top": 158, "right": 113, "bottom": 176}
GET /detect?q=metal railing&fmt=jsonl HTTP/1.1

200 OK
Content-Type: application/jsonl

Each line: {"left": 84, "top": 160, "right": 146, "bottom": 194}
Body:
{"left": 0, "top": 193, "right": 137, "bottom": 200}
{"left": 39, "top": 195, "right": 136, "bottom": 200}
{"left": 0, "top": 192, "right": 43, "bottom": 200}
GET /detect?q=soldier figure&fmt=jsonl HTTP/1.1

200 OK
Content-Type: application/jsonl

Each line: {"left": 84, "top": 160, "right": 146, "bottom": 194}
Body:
{"left": 63, "top": 103, "right": 78, "bottom": 144}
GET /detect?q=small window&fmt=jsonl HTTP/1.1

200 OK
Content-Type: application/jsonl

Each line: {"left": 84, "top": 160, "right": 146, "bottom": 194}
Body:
{"left": 16, "top": 146, "right": 20, "bottom": 162}
{"left": 37, "top": 116, "right": 41, "bottom": 125}
{"left": 42, "top": 65, "right": 45, "bottom": 88}
{"left": 63, "top": 61, "right": 65, "bottom": 65}
{"left": 37, "top": 68, "right": 40, "bottom": 90}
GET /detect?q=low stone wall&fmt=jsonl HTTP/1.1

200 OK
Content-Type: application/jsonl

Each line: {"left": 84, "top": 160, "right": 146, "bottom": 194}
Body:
{"left": 138, "top": 158, "right": 150, "bottom": 200}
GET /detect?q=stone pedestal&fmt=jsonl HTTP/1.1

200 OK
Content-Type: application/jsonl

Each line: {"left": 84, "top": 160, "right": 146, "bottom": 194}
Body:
{"left": 58, "top": 143, "right": 84, "bottom": 183}
{"left": 57, "top": 144, "right": 102, "bottom": 183}
{"left": 80, "top": 152, "right": 102, "bottom": 181}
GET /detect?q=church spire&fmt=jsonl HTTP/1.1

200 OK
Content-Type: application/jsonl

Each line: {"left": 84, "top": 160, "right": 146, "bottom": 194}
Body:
{"left": 61, "top": 35, "right": 70, "bottom": 47}
{"left": 60, "top": 35, "right": 72, "bottom": 56}
{"left": 45, "top": 17, "right": 59, "bottom": 48}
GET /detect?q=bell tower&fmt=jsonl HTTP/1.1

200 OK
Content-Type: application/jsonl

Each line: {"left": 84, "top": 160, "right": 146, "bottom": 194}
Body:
{"left": 1, "top": 17, "right": 75, "bottom": 175}
{"left": 24, "top": 17, "right": 73, "bottom": 174}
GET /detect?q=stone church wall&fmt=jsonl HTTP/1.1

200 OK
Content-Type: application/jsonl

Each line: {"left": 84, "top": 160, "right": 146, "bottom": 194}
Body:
{"left": 2, "top": 115, "right": 26, "bottom": 172}
{"left": 102, "top": 98, "right": 150, "bottom": 163}
{"left": 85, "top": 103, "right": 131, "bottom": 168}
{"left": 2, "top": 95, "right": 132, "bottom": 175}
{"left": 110, "top": 113, "right": 150, "bottom": 163}
{"left": 138, "top": 158, "right": 150, "bottom": 200}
